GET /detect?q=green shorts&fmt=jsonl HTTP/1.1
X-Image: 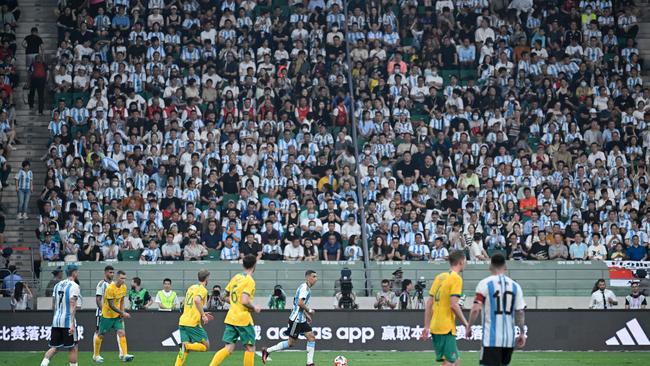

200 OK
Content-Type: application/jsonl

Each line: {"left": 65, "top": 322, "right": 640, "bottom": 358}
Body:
{"left": 432, "top": 333, "right": 459, "bottom": 363}
{"left": 98, "top": 317, "right": 124, "bottom": 335}
{"left": 222, "top": 324, "right": 255, "bottom": 346}
{"left": 179, "top": 325, "right": 208, "bottom": 344}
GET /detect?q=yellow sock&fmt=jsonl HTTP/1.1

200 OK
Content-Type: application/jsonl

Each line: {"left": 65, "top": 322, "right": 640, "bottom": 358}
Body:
{"left": 174, "top": 350, "right": 189, "bottom": 366}
{"left": 209, "top": 347, "right": 231, "bottom": 366}
{"left": 93, "top": 334, "right": 102, "bottom": 357}
{"left": 186, "top": 343, "right": 207, "bottom": 352}
{"left": 119, "top": 335, "right": 128, "bottom": 355}
{"left": 243, "top": 351, "right": 254, "bottom": 366}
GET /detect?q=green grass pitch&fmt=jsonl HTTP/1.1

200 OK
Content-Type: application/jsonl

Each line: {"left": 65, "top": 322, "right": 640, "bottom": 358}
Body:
{"left": 1, "top": 351, "right": 648, "bottom": 365}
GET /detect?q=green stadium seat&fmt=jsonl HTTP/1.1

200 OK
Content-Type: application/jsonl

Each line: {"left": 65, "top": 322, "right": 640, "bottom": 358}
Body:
{"left": 119, "top": 250, "right": 142, "bottom": 261}
{"left": 206, "top": 249, "right": 220, "bottom": 260}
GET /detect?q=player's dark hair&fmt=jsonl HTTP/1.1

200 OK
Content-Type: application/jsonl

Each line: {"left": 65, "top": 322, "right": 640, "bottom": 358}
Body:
{"left": 382, "top": 279, "right": 390, "bottom": 285}
{"left": 104, "top": 265, "right": 114, "bottom": 272}
{"left": 305, "top": 270, "right": 317, "bottom": 277}
{"left": 242, "top": 254, "right": 257, "bottom": 269}
{"left": 449, "top": 250, "right": 466, "bottom": 266}
{"left": 133, "top": 277, "right": 142, "bottom": 285}
{"left": 490, "top": 254, "right": 506, "bottom": 268}
{"left": 117, "top": 270, "right": 126, "bottom": 276}
{"left": 198, "top": 269, "right": 210, "bottom": 282}
{"left": 163, "top": 278, "right": 172, "bottom": 284}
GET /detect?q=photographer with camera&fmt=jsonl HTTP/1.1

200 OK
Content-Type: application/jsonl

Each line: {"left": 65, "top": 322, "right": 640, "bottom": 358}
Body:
{"left": 268, "top": 285, "right": 287, "bottom": 309}
{"left": 207, "top": 285, "right": 225, "bottom": 310}
{"left": 334, "top": 268, "right": 357, "bottom": 309}
{"left": 127, "top": 276, "right": 152, "bottom": 310}
{"left": 374, "top": 279, "right": 397, "bottom": 310}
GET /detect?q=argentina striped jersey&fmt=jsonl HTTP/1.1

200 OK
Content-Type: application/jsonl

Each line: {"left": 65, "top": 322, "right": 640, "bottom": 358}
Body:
{"left": 52, "top": 279, "right": 81, "bottom": 328}
{"left": 475, "top": 274, "right": 526, "bottom": 348}
{"left": 289, "top": 283, "right": 311, "bottom": 323}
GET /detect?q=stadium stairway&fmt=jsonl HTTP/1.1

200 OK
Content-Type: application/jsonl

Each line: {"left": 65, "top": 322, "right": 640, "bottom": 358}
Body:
{"left": 2, "top": 0, "right": 58, "bottom": 280}
{"left": 636, "top": 0, "right": 650, "bottom": 84}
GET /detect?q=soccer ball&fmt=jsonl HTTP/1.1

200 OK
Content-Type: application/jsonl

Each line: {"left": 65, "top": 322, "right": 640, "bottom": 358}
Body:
{"left": 334, "top": 355, "right": 348, "bottom": 366}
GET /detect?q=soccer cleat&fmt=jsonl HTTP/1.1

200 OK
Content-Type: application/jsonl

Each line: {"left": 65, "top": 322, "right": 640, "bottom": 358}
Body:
{"left": 307, "top": 363, "right": 316, "bottom": 366}
{"left": 261, "top": 348, "right": 269, "bottom": 364}
{"left": 92, "top": 355, "right": 104, "bottom": 363}
{"left": 120, "top": 354, "right": 135, "bottom": 362}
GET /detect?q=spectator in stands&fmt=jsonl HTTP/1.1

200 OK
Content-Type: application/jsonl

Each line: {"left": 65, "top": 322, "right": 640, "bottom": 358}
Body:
{"left": 344, "top": 235, "right": 363, "bottom": 261}
{"left": 161, "top": 232, "right": 182, "bottom": 260}
{"left": 10, "top": 281, "right": 32, "bottom": 311}
{"left": 140, "top": 239, "right": 161, "bottom": 262}
{"left": 183, "top": 236, "right": 207, "bottom": 261}
{"left": 548, "top": 234, "right": 569, "bottom": 260}
{"left": 626, "top": 235, "right": 648, "bottom": 261}
{"left": 218, "top": 234, "right": 238, "bottom": 261}
{"left": 39, "top": 231, "right": 60, "bottom": 262}
{"left": 15, "top": 160, "right": 32, "bottom": 220}
{"left": 283, "top": 237, "right": 304, "bottom": 261}
{"left": 28, "top": 54, "right": 47, "bottom": 115}
{"left": 570, "top": 233, "right": 589, "bottom": 260}
{"left": 589, "top": 278, "right": 618, "bottom": 310}
{"left": 29, "top": 0, "right": 648, "bottom": 274}
{"left": 21, "top": 27, "right": 42, "bottom": 69}
{"left": 154, "top": 278, "right": 178, "bottom": 311}
{"left": 80, "top": 235, "right": 102, "bottom": 261}
{"left": 128, "top": 276, "right": 152, "bottom": 311}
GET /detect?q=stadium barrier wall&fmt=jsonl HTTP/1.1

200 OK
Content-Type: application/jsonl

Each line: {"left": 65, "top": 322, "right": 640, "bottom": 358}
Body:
{"left": 0, "top": 310, "right": 648, "bottom": 352}
{"left": 34, "top": 295, "right": 606, "bottom": 310}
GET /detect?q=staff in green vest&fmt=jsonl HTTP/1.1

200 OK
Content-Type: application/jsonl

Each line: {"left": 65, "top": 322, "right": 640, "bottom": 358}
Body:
{"left": 155, "top": 278, "right": 179, "bottom": 311}
{"left": 128, "top": 276, "right": 153, "bottom": 310}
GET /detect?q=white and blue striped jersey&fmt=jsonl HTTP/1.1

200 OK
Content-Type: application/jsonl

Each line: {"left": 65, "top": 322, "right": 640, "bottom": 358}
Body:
{"left": 95, "top": 279, "right": 111, "bottom": 317}
{"left": 16, "top": 169, "right": 32, "bottom": 190}
{"left": 289, "top": 283, "right": 311, "bottom": 323}
{"left": 52, "top": 279, "right": 81, "bottom": 328}
{"left": 475, "top": 274, "right": 526, "bottom": 348}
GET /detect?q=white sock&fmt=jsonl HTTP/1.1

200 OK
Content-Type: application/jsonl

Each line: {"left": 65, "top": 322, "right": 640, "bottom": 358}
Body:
{"left": 40, "top": 358, "right": 50, "bottom": 366}
{"left": 306, "top": 341, "right": 315, "bottom": 364}
{"left": 267, "top": 340, "right": 289, "bottom": 353}
{"left": 70, "top": 363, "right": 78, "bottom": 366}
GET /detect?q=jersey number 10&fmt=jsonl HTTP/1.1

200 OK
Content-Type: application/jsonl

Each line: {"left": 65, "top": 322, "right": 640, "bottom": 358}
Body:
{"left": 492, "top": 290, "right": 515, "bottom": 315}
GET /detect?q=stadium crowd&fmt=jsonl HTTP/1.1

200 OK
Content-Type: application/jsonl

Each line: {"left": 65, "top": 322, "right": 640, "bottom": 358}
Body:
{"left": 30, "top": 0, "right": 650, "bottom": 268}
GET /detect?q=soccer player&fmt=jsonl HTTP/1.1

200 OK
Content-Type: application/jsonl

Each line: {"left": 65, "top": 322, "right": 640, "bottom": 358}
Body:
{"left": 40, "top": 264, "right": 81, "bottom": 366}
{"left": 420, "top": 251, "right": 470, "bottom": 366}
{"left": 174, "top": 269, "right": 214, "bottom": 366}
{"left": 468, "top": 254, "right": 526, "bottom": 366}
{"left": 94, "top": 270, "right": 134, "bottom": 362}
{"left": 209, "top": 254, "right": 261, "bottom": 366}
{"left": 93, "top": 265, "right": 114, "bottom": 361}
{"left": 262, "top": 270, "right": 318, "bottom": 366}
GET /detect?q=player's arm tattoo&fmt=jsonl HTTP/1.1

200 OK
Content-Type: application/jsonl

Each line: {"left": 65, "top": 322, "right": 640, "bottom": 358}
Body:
{"left": 515, "top": 309, "right": 525, "bottom": 329}
{"left": 108, "top": 298, "right": 123, "bottom": 316}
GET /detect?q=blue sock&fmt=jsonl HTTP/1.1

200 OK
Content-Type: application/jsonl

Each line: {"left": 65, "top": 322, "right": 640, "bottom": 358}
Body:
{"left": 306, "top": 341, "right": 316, "bottom": 363}
{"left": 267, "top": 340, "right": 289, "bottom": 353}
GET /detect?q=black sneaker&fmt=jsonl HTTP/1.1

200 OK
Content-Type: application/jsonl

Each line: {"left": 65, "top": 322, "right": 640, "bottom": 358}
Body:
{"left": 307, "top": 363, "right": 316, "bottom": 366}
{"left": 261, "top": 348, "right": 269, "bottom": 364}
